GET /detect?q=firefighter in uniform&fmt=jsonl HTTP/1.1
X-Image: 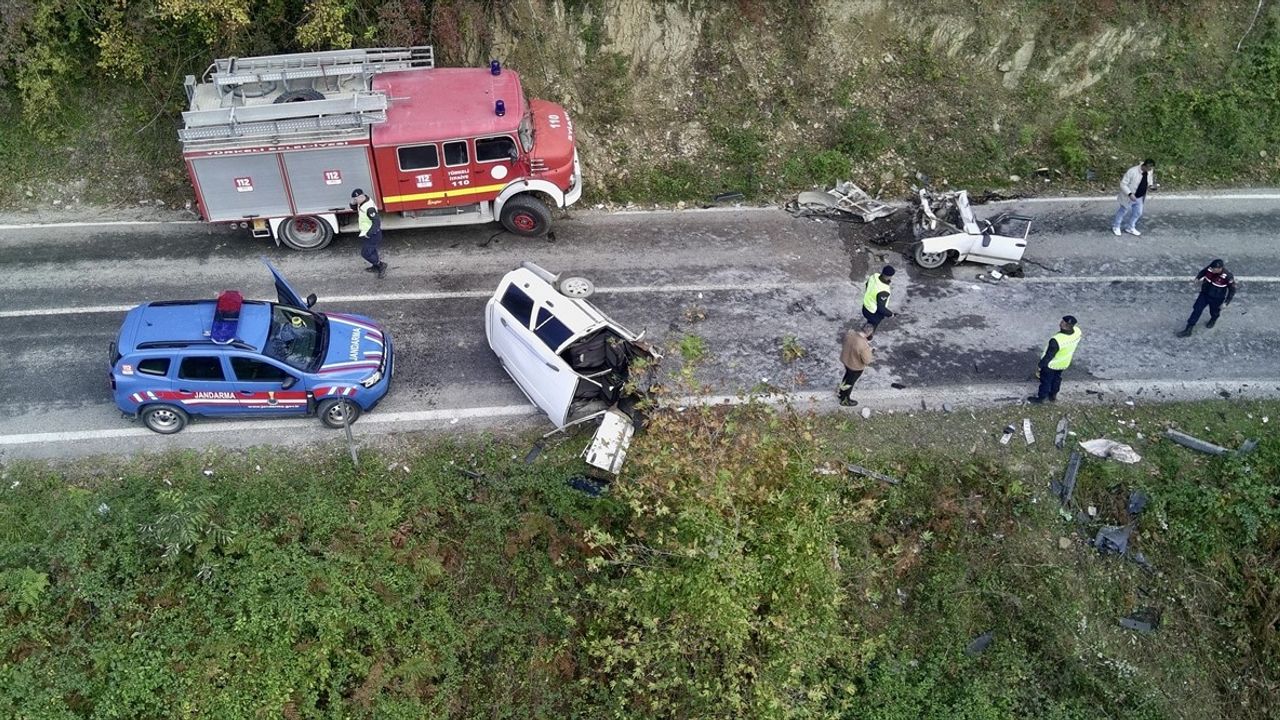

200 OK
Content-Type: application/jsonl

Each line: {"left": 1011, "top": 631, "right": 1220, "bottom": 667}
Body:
{"left": 350, "top": 189, "right": 386, "bottom": 279}
{"left": 861, "top": 265, "right": 896, "bottom": 338}
{"left": 1028, "top": 315, "right": 1081, "bottom": 404}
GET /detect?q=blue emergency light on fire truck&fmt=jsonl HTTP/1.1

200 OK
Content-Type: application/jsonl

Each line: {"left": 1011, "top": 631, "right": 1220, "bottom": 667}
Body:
{"left": 108, "top": 259, "right": 394, "bottom": 434}
{"left": 179, "top": 47, "right": 582, "bottom": 250}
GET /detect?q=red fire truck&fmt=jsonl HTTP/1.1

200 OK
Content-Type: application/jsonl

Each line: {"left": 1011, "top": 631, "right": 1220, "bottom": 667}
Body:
{"left": 179, "top": 47, "right": 581, "bottom": 250}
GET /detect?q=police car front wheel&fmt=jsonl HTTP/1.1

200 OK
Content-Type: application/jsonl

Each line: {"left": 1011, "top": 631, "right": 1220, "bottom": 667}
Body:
{"left": 319, "top": 398, "right": 362, "bottom": 429}
{"left": 142, "top": 405, "right": 189, "bottom": 434}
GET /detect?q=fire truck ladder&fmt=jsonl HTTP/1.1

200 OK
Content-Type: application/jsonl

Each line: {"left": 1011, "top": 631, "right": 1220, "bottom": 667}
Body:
{"left": 178, "top": 91, "right": 390, "bottom": 143}
{"left": 202, "top": 46, "right": 435, "bottom": 102}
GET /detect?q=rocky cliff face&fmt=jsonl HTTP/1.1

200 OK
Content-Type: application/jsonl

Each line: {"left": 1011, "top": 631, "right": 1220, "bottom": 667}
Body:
{"left": 464, "top": 0, "right": 1235, "bottom": 202}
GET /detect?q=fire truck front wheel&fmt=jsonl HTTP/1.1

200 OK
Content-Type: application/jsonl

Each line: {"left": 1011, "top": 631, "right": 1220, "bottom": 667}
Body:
{"left": 500, "top": 195, "right": 552, "bottom": 237}
{"left": 280, "top": 215, "right": 334, "bottom": 251}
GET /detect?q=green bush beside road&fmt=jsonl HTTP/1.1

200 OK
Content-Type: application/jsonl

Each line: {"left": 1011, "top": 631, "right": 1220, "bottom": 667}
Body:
{"left": 1, "top": 400, "right": 1276, "bottom": 718}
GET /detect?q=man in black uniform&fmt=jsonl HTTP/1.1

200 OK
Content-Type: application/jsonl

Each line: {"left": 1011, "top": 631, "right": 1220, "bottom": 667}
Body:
{"left": 1178, "top": 259, "right": 1237, "bottom": 337}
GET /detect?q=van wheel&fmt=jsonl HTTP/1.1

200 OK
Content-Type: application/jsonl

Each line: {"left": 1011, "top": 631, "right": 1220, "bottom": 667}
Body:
{"left": 913, "top": 243, "right": 950, "bottom": 269}
{"left": 557, "top": 276, "right": 595, "bottom": 298}
{"left": 274, "top": 88, "right": 326, "bottom": 103}
{"left": 319, "top": 398, "right": 361, "bottom": 429}
{"left": 142, "top": 404, "right": 188, "bottom": 434}
{"left": 500, "top": 196, "right": 551, "bottom": 236}
{"left": 280, "top": 215, "right": 334, "bottom": 251}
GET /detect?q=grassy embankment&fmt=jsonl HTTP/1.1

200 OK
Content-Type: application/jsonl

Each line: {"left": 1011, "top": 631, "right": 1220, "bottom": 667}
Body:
{"left": 1, "top": 398, "right": 1276, "bottom": 718}
{"left": 1, "top": 1, "right": 1278, "bottom": 211}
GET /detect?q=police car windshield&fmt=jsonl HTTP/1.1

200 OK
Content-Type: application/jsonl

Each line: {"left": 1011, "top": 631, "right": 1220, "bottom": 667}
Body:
{"left": 264, "top": 305, "right": 326, "bottom": 372}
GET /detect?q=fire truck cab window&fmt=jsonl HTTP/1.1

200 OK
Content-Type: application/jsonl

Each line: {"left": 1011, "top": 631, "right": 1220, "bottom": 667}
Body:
{"left": 397, "top": 144, "right": 439, "bottom": 171}
{"left": 444, "top": 141, "right": 469, "bottom": 167}
{"left": 476, "top": 136, "right": 517, "bottom": 163}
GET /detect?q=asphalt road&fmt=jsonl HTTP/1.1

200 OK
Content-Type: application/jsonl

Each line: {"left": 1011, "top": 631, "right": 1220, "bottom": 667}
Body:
{"left": 1, "top": 192, "right": 1277, "bottom": 459}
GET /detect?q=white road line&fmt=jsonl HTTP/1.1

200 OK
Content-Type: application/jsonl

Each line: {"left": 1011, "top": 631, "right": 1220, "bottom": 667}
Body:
{"left": 1, "top": 378, "right": 1275, "bottom": 448}
{"left": 992, "top": 192, "right": 1280, "bottom": 204}
{"left": 1019, "top": 276, "right": 1280, "bottom": 284}
{"left": 0, "top": 281, "right": 840, "bottom": 318}
{"left": 0, "top": 219, "right": 202, "bottom": 230}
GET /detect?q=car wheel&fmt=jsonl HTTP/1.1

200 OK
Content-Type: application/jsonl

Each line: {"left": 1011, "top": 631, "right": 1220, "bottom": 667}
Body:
{"left": 499, "top": 195, "right": 552, "bottom": 236}
{"left": 141, "top": 404, "right": 188, "bottom": 434}
{"left": 318, "top": 398, "right": 362, "bottom": 429}
{"left": 280, "top": 215, "right": 334, "bottom": 251}
{"left": 557, "top": 276, "right": 595, "bottom": 298}
{"left": 913, "top": 243, "right": 950, "bottom": 269}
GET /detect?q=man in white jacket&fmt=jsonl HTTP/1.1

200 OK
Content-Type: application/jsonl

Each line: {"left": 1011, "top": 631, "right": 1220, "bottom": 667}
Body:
{"left": 1111, "top": 159, "right": 1156, "bottom": 236}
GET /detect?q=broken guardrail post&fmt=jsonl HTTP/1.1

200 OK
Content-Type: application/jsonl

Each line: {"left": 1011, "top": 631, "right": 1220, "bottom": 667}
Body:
{"left": 1051, "top": 451, "right": 1082, "bottom": 505}
{"left": 1163, "top": 428, "right": 1257, "bottom": 456}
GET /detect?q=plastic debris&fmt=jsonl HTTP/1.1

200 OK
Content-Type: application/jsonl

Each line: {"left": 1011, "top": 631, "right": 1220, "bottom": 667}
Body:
{"left": 1000, "top": 424, "right": 1016, "bottom": 445}
{"left": 1054, "top": 417, "right": 1069, "bottom": 449}
{"left": 1079, "top": 439, "right": 1141, "bottom": 463}
{"left": 1093, "top": 523, "right": 1133, "bottom": 555}
{"left": 1164, "top": 428, "right": 1230, "bottom": 456}
{"left": 861, "top": 407, "right": 872, "bottom": 419}
{"left": 1050, "top": 451, "right": 1082, "bottom": 504}
{"left": 1119, "top": 607, "right": 1162, "bottom": 634}
{"left": 1022, "top": 418, "right": 1034, "bottom": 445}
{"left": 965, "top": 630, "right": 995, "bottom": 657}
{"left": 846, "top": 463, "right": 901, "bottom": 486}
{"left": 1126, "top": 490, "right": 1150, "bottom": 517}
{"left": 567, "top": 475, "right": 608, "bottom": 497}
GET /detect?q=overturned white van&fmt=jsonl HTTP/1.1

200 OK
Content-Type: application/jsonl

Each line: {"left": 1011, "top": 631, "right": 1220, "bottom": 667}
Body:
{"left": 484, "top": 262, "right": 659, "bottom": 473}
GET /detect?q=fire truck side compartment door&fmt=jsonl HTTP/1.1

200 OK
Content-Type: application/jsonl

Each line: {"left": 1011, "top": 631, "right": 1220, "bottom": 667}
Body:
{"left": 190, "top": 155, "right": 291, "bottom": 221}
{"left": 281, "top": 147, "right": 376, "bottom": 214}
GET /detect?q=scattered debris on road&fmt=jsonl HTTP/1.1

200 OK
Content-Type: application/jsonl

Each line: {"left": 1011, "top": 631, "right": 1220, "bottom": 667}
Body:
{"left": 786, "top": 181, "right": 897, "bottom": 223}
{"left": 846, "top": 463, "right": 901, "bottom": 486}
{"left": 1093, "top": 523, "right": 1134, "bottom": 555}
{"left": 1054, "top": 417, "right": 1069, "bottom": 449}
{"left": 1022, "top": 418, "right": 1035, "bottom": 445}
{"left": 1079, "top": 439, "right": 1142, "bottom": 464}
{"left": 1051, "top": 451, "right": 1083, "bottom": 504}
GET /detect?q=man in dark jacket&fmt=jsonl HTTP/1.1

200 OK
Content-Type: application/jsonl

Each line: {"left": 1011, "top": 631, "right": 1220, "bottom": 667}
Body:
{"left": 1178, "top": 259, "right": 1237, "bottom": 337}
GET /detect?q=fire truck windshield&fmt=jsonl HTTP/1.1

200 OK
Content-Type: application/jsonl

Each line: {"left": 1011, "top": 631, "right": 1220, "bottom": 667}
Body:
{"left": 518, "top": 111, "right": 534, "bottom": 153}
{"left": 264, "top": 306, "right": 326, "bottom": 372}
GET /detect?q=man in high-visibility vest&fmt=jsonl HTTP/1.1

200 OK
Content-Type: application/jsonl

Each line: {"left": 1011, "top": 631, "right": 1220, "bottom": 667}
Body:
{"left": 350, "top": 189, "right": 386, "bottom": 279}
{"left": 861, "top": 265, "right": 896, "bottom": 338}
{"left": 1028, "top": 315, "right": 1081, "bottom": 404}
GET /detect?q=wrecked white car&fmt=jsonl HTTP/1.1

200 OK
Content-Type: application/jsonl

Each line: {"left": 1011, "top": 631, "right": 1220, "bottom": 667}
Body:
{"left": 911, "top": 189, "right": 1033, "bottom": 269}
{"left": 485, "top": 262, "right": 659, "bottom": 473}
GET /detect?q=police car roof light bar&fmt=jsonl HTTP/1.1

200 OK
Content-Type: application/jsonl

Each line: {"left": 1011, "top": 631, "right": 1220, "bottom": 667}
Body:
{"left": 211, "top": 290, "right": 244, "bottom": 344}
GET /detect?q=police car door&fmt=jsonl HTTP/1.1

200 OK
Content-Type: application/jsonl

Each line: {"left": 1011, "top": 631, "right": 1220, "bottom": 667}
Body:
{"left": 227, "top": 355, "right": 310, "bottom": 416}
{"left": 173, "top": 356, "right": 241, "bottom": 417}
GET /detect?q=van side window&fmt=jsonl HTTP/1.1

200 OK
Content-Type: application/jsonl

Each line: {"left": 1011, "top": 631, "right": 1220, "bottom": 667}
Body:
{"left": 500, "top": 285, "right": 534, "bottom": 325}
{"left": 475, "top": 136, "right": 517, "bottom": 163}
{"left": 534, "top": 307, "right": 573, "bottom": 351}
{"left": 443, "top": 141, "right": 469, "bottom": 167}
{"left": 397, "top": 144, "right": 439, "bottom": 171}
{"left": 179, "top": 356, "right": 225, "bottom": 381}
{"left": 137, "top": 358, "right": 171, "bottom": 377}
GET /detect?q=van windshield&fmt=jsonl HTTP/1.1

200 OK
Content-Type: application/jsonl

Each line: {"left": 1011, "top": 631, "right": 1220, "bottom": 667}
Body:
{"left": 264, "top": 305, "right": 327, "bottom": 372}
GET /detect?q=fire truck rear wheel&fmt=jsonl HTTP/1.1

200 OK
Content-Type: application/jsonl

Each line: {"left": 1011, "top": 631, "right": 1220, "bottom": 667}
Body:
{"left": 500, "top": 196, "right": 552, "bottom": 237}
{"left": 280, "top": 215, "right": 334, "bottom": 251}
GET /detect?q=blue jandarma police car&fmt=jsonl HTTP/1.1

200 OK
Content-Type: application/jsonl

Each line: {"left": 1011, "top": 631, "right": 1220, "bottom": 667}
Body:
{"left": 109, "top": 261, "right": 393, "bottom": 434}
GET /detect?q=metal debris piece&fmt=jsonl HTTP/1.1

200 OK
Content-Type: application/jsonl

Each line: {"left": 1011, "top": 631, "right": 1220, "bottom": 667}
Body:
{"left": 567, "top": 475, "right": 608, "bottom": 496}
{"left": 965, "top": 630, "right": 995, "bottom": 657}
{"left": 1126, "top": 490, "right": 1150, "bottom": 517}
{"left": 1093, "top": 523, "right": 1133, "bottom": 556}
{"left": 1022, "top": 418, "right": 1035, "bottom": 445}
{"left": 714, "top": 191, "right": 745, "bottom": 203}
{"left": 1079, "top": 439, "right": 1141, "bottom": 463}
{"left": 846, "top": 463, "right": 901, "bottom": 486}
{"left": 891, "top": 382, "right": 907, "bottom": 389}
{"left": 1000, "top": 424, "right": 1016, "bottom": 445}
{"left": 523, "top": 441, "right": 545, "bottom": 464}
{"left": 1119, "top": 607, "right": 1162, "bottom": 634}
{"left": 1238, "top": 438, "right": 1259, "bottom": 455}
{"left": 1164, "top": 428, "right": 1229, "bottom": 455}
{"left": 1054, "top": 417, "right": 1069, "bottom": 449}
{"left": 1050, "top": 451, "right": 1082, "bottom": 504}
{"left": 787, "top": 180, "right": 897, "bottom": 223}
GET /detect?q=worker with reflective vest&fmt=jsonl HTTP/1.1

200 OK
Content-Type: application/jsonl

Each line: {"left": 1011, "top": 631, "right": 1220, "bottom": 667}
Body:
{"left": 350, "top": 188, "right": 386, "bottom": 279}
{"left": 861, "top": 265, "right": 896, "bottom": 338}
{"left": 1029, "top": 315, "right": 1081, "bottom": 404}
